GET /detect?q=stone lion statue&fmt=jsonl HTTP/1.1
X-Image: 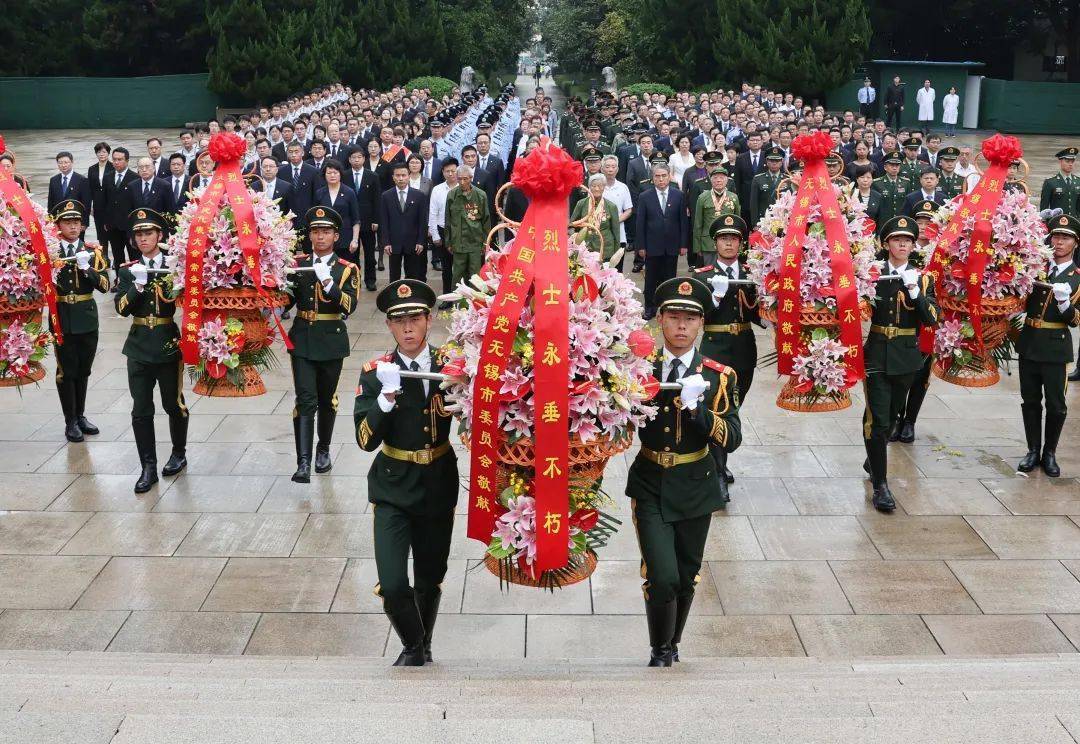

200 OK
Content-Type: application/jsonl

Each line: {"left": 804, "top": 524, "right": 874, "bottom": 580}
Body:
{"left": 601, "top": 66, "right": 617, "bottom": 93}
{"left": 460, "top": 66, "right": 475, "bottom": 92}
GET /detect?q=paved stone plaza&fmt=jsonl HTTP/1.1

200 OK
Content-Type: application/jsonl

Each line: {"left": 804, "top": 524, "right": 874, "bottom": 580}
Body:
{"left": 2, "top": 117, "right": 1080, "bottom": 661}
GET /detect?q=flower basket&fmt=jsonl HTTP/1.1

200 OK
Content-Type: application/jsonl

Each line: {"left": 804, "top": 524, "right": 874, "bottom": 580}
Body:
{"left": 0, "top": 318, "right": 52, "bottom": 388}
{"left": 931, "top": 293, "right": 1024, "bottom": 387}
{"left": 0, "top": 295, "right": 44, "bottom": 326}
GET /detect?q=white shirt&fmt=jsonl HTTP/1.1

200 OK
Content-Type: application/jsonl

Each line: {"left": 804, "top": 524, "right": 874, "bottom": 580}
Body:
{"left": 661, "top": 347, "right": 696, "bottom": 382}
{"left": 668, "top": 151, "right": 695, "bottom": 186}
{"left": 428, "top": 181, "right": 452, "bottom": 242}
{"left": 264, "top": 179, "right": 276, "bottom": 201}
{"left": 603, "top": 179, "right": 633, "bottom": 243}
{"left": 714, "top": 257, "right": 741, "bottom": 279}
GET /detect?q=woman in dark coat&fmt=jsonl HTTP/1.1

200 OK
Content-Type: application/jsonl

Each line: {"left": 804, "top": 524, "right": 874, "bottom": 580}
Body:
{"left": 314, "top": 160, "right": 360, "bottom": 260}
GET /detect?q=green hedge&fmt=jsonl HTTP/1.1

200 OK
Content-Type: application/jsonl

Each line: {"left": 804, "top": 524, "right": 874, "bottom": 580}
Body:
{"left": 624, "top": 82, "right": 676, "bottom": 98}
{"left": 404, "top": 75, "right": 457, "bottom": 101}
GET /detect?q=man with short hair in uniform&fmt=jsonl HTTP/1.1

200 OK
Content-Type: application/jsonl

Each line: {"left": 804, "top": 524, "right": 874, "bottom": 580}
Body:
{"left": 353, "top": 279, "right": 457, "bottom": 666}
{"left": 286, "top": 206, "right": 360, "bottom": 483}
{"left": 1040, "top": 147, "right": 1080, "bottom": 218}
{"left": 691, "top": 162, "right": 738, "bottom": 267}
{"left": 872, "top": 152, "right": 912, "bottom": 226}
{"left": 50, "top": 200, "right": 110, "bottom": 442}
{"left": 115, "top": 208, "right": 188, "bottom": 493}
{"left": 749, "top": 146, "right": 785, "bottom": 226}
{"left": 628, "top": 277, "right": 742, "bottom": 667}
{"left": 936, "top": 147, "right": 965, "bottom": 199}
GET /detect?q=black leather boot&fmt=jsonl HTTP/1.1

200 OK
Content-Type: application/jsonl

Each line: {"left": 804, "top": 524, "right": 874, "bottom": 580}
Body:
{"left": 866, "top": 438, "right": 895, "bottom": 512}
{"left": 414, "top": 587, "right": 442, "bottom": 663}
{"left": 644, "top": 599, "right": 677, "bottom": 667}
{"left": 671, "top": 592, "right": 695, "bottom": 662}
{"left": 58, "top": 379, "right": 83, "bottom": 443}
{"left": 385, "top": 595, "right": 427, "bottom": 667}
{"left": 161, "top": 415, "right": 188, "bottom": 476}
{"left": 1017, "top": 405, "right": 1042, "bottom": 473}
{"left": 900, "top": 381, "right": 929, "bottom": 444}
{"left": 1042, "top": 411, "right": 1065, "bottom": 478}
{"left": 74, "top": 377, "right": 99, "bottom": 435}
{"left": 888, "top": 418, "right": 903, "bottom": 442}
{"left": 132, "top": 417, "right": 158, "bottom": 493}
{"left": 314, "top": 409, "right": 335, "bottom": 474}
{"left": 291, "top": 415, "right": 314, "bottom": 483}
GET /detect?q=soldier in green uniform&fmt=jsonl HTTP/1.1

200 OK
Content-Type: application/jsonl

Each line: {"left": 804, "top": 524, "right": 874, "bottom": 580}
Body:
{"left": 286, "top": 206, "right": 360, "bottom": 483}
{"left": 684, "top": 151, "right": 725, "bottom": 268}
{"left": 1016, "top": 214, "right": 1080, "bottom": 477}
{"left": 777, "top": 158, "right": 803, "bottom": 197}
{"left": 899, "top": 138, "right": 924, "bottom": 184}
{"left": 570, "top": 146, "right": 604, "bottom": 214}
{"left": 691, "top": 164, "right": 739, "bottom": 262}
{"left": 353, "top": 280, "right": 457, "bottom": 666}
{"left": 628, "top": 276, "right": 742, "bottom": 667}
{"left": 115, "top": 208, "right": 188, "bottom": 493}
{"left": 1039, "top": 147, "right": 1080, "bottom": 218}
{"left": 570, "top": 173, "right": 621, "bottom": 260}
{"left": 694, "top": 215, "right": 758, "bottom": 486}
{"left": 445, "top": 164, "right": 491, "bottom": 291}
{"left": 936, "top": 147, "right": 965, "bottom": 199}
{"left": 581, "top": 120, "right": 612, "bottom": 156}
{"left": 872, "top": 152, "right": 912, "bottom": 226}
{"left": 49, "top": 200, "right": 110, "bottom": 443}
{"left": 749, "top": 147, "right": 785, "bottom": 226}
{"left": 862, "top": 216, "right": 939, "bottom": 511}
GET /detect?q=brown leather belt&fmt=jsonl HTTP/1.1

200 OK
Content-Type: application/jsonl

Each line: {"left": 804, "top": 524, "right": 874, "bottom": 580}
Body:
{"left": 1025, "top": 318, "right": 1067, "bottom": 329}
{"left": 704, "top": 322, "right": 751, "bottom": 334}
{"left": 382, "top": 441, "right": 451, "bottom": 465}
{"left": 298, "top": 310, "right": 342, "bottom": 322}
{"left": 869, "top": 324, "right": 916, "bottom": 339}
{"left": 131, "top": 316, "right": 174, "bottom": 328}
{"left": 638, "top": 446, "right": 709, "bottom": 468}
{"left": 56, "top": 293, "right": 94, "bottom": 304}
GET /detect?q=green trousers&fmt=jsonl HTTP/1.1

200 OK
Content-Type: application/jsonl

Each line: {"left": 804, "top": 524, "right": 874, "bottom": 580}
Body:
{"left": 290, "top": 355, "right": 343, "bottom": 417}
{"left": 127, "top": 358, "right": 187, "bottom": 419}
{"left": 373, "top": 502, "right": 455, "bottom": 603}
{"left": 1019, "top": 358, "right": 1068, "bottom": 418}
{"left": 631, "top": 495, "right": 712, "bottom": 605}
{"left": 54, "top": 332, "right": 98, "bottom": 382}
{"left": 862, "top": 371, "right": 916, "bottom": 443}
{"left": 450, "top": 250, "right": 484, "bottom": 291}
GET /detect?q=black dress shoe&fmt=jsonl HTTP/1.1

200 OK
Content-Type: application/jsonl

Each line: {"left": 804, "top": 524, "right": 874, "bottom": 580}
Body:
{"left": 134, "top": 464, "right": 158, "bottom": 494}
{"left": 862, "top": 458, "right": 871, "bottom": 476}
{"left": 723, "top": 466, "right": 735, "bottom": 484}
{"left": 898, "top": 422, "right": 915, "bottom": 443}
{"left": 161, "top": 453, "right": 187, "bottom": 477}
{"left": 64, "top": 420, "right": 84, "bottom": 443}
{"left": 366, "top": 282, "right": 377, "bottom": 291}
{"left": 872, "top": 482, "right": 895, "bottom": 512}
{"left": 1017, "top": 450, "right": 1040, "bottom": 473}
{"left": 76, "top": 416, "right": 99, "bottom": 436}
{"left": 1042, "top": 451, "right": 1061, "bottom": 478}
{"left": 314, "top": 447, "right": 332, "bottom": 474}
{"left": 1069, "top": 369, "right": 1080, "bottom": 383}
{"left": 888, "top": 420, "right": 902, "bottom": 442}
{"left": 291, "top": 463, "right": 311, "bottom": 484}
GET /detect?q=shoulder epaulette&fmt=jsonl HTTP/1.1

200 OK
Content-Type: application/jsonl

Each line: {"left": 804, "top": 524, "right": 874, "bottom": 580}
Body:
{"left": 293, "top": 253, "right": 311, "bottom": 261}
{"left": 694, "top": 265, "right": 714, "bottom": 274}
{"left": 361, "top": 353, "right": 394, "bottom": 374}
{"left": 701, "top": 357, "right": 730, "bottom": 374}
{"left": 120, "top": 260, "right": 139, "bottom": 268}
{"left": 336, "top": 258, "right": 358, "bottom": 269}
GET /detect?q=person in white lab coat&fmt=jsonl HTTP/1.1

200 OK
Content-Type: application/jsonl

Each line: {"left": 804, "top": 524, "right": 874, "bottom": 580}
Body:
{"left": 916, "top": 80, "right": 936, "bottom": 134}
{"left": 941, "top": 86, "right": 960, "bottom": 136}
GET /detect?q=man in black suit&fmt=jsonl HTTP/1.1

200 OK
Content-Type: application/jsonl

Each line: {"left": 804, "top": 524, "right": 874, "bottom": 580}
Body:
{"left": 87, "top": 142, "right": 114, "bottom": 243}
{"left": 164, "top": 154, "right": 190, "bottom": 227}
{"left": 379, "top": 162, "right": 429, "bottom": 282}
{"left": 257, "top": 156, "right": 292, "bottom": 219}
{"left": 271, "top": 122, "right": 295, "bottom": 163}
{"left": 280, "top": 142, "right": 319, "bottom": 230}
{"left": 48, "top": 151, "right": 91, "bottom": 213}
{"left": 417, "top": 140, "right": 442, "bottom": 188}
{"left": 375, "top": 127, "right": 409, "bottom": 191}
{"left": 102, "top": 147, "right": 139, "bottom": 275}
{"left": 885, "top": 76, "right": 906, "bottom": 129}
{"left": 146, "top": 138, "right": 171, "bottom": 180}
{"left": 344, "top": 148, "right": 381, "bottom": 291}
{"left": 734, "top": 132, "right": 766, "bottom": 223}
{"left": 474, "top": 132, "right": 505, "bottom": 218}
{"left": 902, "top": 166, "right": 947, "bottom": 216}
{"left": 635, "top": 164, "right": 689, "bottom": 319}
{"left": 130, "top": 157, "right": 173, "bottom": 215}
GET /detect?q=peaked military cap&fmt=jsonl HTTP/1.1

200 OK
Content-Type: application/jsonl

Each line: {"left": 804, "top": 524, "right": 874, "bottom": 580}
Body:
{"left": 764, "top": 146, "right": 785, "bottom": 161}
{"left": 938, "top": 146, "right": 960, "bottom": 160}
{"left": 1049, "top": 213, "right": 1080, "bottom": 239}
{"left": 883, "top": 151, "right": 904, "bottom": 165}
{"left": 703, "top": 150, "right": 725, "bottom": 165}
{"left": 129, "top": 208, "right": 166, "bottom": 233}
{"left": 787, "top": 158, "right": 805, "bottom": 172}
{"left": 709, "top": 162, "right": 734, "bottom": 178}
{"left": 51, "top": 199, "right": 86, "bottom": 222}
{"left": 377, "top": 279, "right": 436, "bottom": 318}
{"left": 580, "top": 146, "right": 603, "bottom": 162}
{"left": 1056, "top": 147, "right": 1078, "bottom": 160}
{"left": 901, "top": 137, "right": 921, "bottom": 149}
{"left": 710, "top": 214, "right": 747, "bottom": 239}
{"left": 306, "top": 206, "right": 341, "bottom": 230}
{"left": 880, "top": 215, "right": 919, "bottom": 242}
{"left": 914, "top": 200, "right": 941, "bottom": 218}
{"left": 649, "top": 151, "right": 669, "bottom": 164}
{"left": 655, "top": 276, "right": 712, "bottom": 315}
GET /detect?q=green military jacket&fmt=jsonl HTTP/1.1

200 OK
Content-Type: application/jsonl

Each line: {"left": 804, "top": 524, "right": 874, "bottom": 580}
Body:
{"left": 353, "top": 346, "right": 458, "bottom": 515}
{"left": 872, "top": 175, "right": 913, "bottom": 225}
{"left": 693, "top": 261, "right": 759, "bottom": 369}
{"left": 899, "top": 158, "right": 923, "bottom": 184}
{"left": 51, "top": 241, "right": 110, "bottom": 336}
{"left": 938, "top": 171, "right": 965, "bottom": 200}
{"left": 444, "top": 184, "right": 490, "bottom": 254}
{"left": 115, "top": 252, "right": 180, "bottom": 364}
{"left": 627, "top": 351, "right": 742, "bottom": 522}
{"left": 691, "top": 189, "right": 740, "bottom": 257}
{"left": 1039, "top": 173, "right": 1080, "bottom": 218}
{"left": 285, "top": 254, "right": 359, "bottom": 361}
{"left": 570, "top": 196, "right": 621, "bottom": 260}
{"left": 749, "top": 170, "right": 783, "bottom": 226}
{"left": 1017, "top": 264, "right": 1080, "bottom": 364}
{"left": 864, "top": 271, "right": 939, "bottom": 375}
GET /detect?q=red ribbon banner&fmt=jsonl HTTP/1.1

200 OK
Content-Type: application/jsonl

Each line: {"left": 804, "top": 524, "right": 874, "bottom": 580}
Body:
{"left": 0, "top": 170, "right": 62, "bottom": 344}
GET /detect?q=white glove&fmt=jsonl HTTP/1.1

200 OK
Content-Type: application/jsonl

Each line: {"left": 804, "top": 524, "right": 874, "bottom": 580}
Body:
{"left": 130, "top": 263, "right": 148, "bottom": 288}
{"left": 679, "top": 373, "right": 708, "bottom": 411}
{"left": 313, "top": 261, "right": 332, "bottom": 285}
{"left": 75, "top": 250, "right": 91, "bottom": 271}
{"left": 902, "top": 268, "right": 920, "bottom": 299}
{"left": 1052, "top": 282, "right": 1071, "bottom": 303}
{"left": 376, "top": 361, "right": 401, "bottom": 394}
{"left": 710, "top": 274, "right": 729, "bottom": 303}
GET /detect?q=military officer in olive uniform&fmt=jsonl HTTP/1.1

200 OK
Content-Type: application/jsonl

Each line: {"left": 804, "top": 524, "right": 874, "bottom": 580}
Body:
{"left": 691, "top": 163, "right": 739, "bottom": 263}
{"left": 1040, "top": 148, "right": 1080, "bottom": 218}
{"left": 862, "top": 216, "right": 939, "bottom": 511}
{"left": 444, "top": 164, "right": 491, "bottom": 291}
{"left": 1016, "top": 214, "right": 1080, "bottom": 477}
{"left": 899, "top": 138, "right": 924, "bottom": 183}
{"left": 936, "top": 147, "right": 965, "bottom": 199}
{"left": 749, "top": 147, "right": 785, "bottom": 226}
{"left": 628, "top": 277, "right": 742, "bottom": 667}
{"left": 872, "top": 152, "right": 912, "bottom": 226}
{"left": 685, "top": 151, "right": 726, "bottom": 268}
{"left": 49, "top": 200, "right": 110, "bottom": 443}
{"left": 694, "top": 214, "right": 758, "bottom": 486}
{"left": 353, "top": 280, "right": 457, "bottom": 666}
{"left": 115, "top": 208, "right": 188, "bottom": 493}
{"left": 286, "top": 207, "right": 359, "bottom": 483}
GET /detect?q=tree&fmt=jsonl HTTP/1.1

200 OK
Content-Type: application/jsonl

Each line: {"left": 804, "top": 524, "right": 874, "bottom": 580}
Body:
{"left": 442, "top": 0, "right": 535, "bottom": 79}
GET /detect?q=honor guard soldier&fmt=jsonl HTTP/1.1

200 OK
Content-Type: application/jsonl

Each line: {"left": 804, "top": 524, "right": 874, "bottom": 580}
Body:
{"left": 936, "top": 147, "right": 965, "bottom": 199}
{"left": 1040, "top": 148, "right": 1080, "bottom": 218}
{"left": 353, "top": 280, "right": 457, "bottom": 666}
{"left": 50, "top": 200, "right": 110, "bottom": 442}
{"left": 750, "top": 147, "right": 785, "bottom": 226}
{"left": 695, "top": 215, "right": 759, "bottom": 485}
{"left": 862, "top": 216, "right": 939, "bottom": 511}
{"left": 286, "top": 206, "right": 360, "bottom": 484}
{"left": 628, "top": 277, "right": 742, "bottom": 667}
{"left": 872, "top": 152, "right": 912, "bottom": 226}
{"left": 115, "top": 208, "right": 188, "bottom": 493}
{"left": 1016, "top": 214, "right": 1080, "bottom": 477}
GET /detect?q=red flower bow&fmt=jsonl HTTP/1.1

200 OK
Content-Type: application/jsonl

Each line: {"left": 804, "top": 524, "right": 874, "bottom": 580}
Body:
{"left": 510, "top": 138, "right": 582, "bottom": 200}
{"left": 208, "top": 133, "right": 247, "bottom": 165}
{"left": 790, "top": 131, "right": 833, "bottom": 162}
{"left": 981, "top": 134, "right": 1023, "bottom": 168}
